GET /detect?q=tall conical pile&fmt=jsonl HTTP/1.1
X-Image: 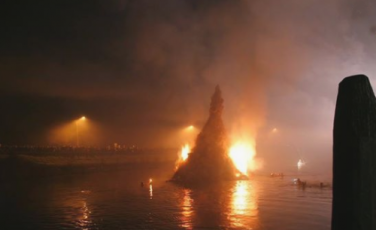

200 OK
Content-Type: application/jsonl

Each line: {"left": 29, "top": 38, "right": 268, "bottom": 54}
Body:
{"left": 172, "top": 86, "right": 240, "bottom": 184}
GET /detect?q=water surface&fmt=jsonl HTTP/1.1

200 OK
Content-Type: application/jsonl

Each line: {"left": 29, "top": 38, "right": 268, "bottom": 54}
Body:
{"left": 0, "top": 163, "right": 331, "bottom": 229}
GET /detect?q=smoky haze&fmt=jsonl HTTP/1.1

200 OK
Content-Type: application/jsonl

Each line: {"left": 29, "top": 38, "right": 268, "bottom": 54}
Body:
{"left": 1, "top": 0, "right": 376, "bottom": 173}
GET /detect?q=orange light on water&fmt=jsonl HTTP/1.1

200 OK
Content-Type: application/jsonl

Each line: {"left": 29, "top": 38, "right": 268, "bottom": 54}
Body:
{"left": 180, "top": 189, "right": 193, "bottom": 229}
{"left": 230, "top": 181, "right": 259, "bottom": 228}
{"left": 149, "top": 184, "right": 153, "bottom": 199}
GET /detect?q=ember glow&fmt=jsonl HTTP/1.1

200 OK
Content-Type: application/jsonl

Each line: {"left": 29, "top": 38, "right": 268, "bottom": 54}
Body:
{"left": 229, "top": 141, "right": 256, "bottom": 176}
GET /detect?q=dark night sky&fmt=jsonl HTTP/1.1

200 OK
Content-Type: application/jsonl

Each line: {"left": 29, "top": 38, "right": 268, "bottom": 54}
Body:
{"left": 1, "top": 0, "right": 376, "bottom": 171}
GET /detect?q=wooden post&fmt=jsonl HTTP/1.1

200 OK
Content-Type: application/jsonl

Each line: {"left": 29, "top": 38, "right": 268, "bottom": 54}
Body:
{"left": 332, "top": 75, "right": 376, "bottom": 230}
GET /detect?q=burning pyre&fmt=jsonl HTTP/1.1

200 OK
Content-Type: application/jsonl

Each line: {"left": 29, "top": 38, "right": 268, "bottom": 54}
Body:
{"left": 171, "top": 86, "right": 250, "bottom": 185}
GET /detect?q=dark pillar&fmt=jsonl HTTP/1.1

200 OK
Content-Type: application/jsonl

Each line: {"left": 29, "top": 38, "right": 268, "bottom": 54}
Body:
{"left": 332, "top": 75, "right": 376, "bottom": 230}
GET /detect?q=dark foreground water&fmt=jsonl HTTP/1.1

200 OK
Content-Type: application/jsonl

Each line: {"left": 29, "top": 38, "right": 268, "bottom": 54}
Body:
{"left": 0, "top": 163, "right": 332, "bottom": 230}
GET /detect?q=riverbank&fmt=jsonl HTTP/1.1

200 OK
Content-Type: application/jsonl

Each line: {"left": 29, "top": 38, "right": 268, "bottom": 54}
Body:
{"left": 0, "top": 151, "right": 177, "bottom": 181}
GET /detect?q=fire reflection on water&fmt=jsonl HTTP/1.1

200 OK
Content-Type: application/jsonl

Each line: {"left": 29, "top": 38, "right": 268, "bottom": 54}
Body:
{"left": 57, "top": 189, "right": 94, "bottom": 230}
{"left": 149, "top": 184, "right": 153, "bottom": 199}
{"left": 229, "top": 181, "right": 259, "bottom": 228}
{"left": 180, "top": 189, "right": 194, "bottom": 230}
{"left": 77, "top": 200, "right": 91, "bottom": 229}
{"left": 177, "top": 182, "right": 258, "bottom": 229}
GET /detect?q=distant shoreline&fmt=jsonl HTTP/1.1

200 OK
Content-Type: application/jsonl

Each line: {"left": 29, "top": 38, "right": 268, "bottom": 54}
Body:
{"left": 0, "top": 150, "right": 177, "bottom": 181}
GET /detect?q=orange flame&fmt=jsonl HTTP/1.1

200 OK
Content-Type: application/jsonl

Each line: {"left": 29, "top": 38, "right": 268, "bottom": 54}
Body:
{"left": 229, "top": 141, "right": 257, "bottom": 175}
{"left": 175, "top": 140, "right": 262, "bottom": 176}
{"left": 175, "top": 144, "right": 191, "bottom": 170}
{"left": 181, "top": 144, "right": 190, "bottom": 161}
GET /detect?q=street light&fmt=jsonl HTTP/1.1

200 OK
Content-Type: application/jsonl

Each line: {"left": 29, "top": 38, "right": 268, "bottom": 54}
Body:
{"left": 76, "top": 116, "right": 86, "bottom": 147}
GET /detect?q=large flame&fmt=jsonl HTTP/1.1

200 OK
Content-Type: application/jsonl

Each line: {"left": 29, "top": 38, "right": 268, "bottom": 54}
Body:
{"left": 176, "top": 140, "right": 261, "bottom": 176}
{"left": 229, "top": 141, "right": 256, "bottom": 175}
{"left": 181, "top": 144, "right": 190, "bottom": 161}
{"left": 176, "top": 144, "right": 191, "bottom": 170}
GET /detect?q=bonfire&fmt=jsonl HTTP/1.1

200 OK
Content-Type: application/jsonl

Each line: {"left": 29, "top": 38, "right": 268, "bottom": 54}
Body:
{"left": 171, "top": 86, "right": 248, "bottom": 185}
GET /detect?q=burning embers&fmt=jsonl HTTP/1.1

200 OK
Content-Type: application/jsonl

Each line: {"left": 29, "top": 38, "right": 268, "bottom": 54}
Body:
{"left": 172, "top": 86, "right": 257, "bottom": 185}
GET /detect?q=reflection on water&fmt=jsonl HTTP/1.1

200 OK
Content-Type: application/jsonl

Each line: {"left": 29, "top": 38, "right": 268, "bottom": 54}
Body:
{"left": 60, "top": 193, "right": 94, "bottom": 230}
{"left": 0, "top": 164, "right": 332, "bottom": 230}
{"left": 232, "top": 181, "right": 254, "bottom": 215}
{"left": 77, "top": 200, "right": 91, "bottom": 230}
{"left": 180, "top": 189, "right": 193, "bottom": 229}
{"left": 230, "top": 180, "right": 259, "bottom": 228}
{"left": 149, "top": 184, "right": 153, "bottom": 199}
